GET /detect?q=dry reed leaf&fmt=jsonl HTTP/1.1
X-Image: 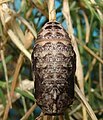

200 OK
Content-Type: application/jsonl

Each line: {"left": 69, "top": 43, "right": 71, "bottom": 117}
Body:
{"left": 99, "top": 27, "right": 103, "bottom": 96}
{"left": 11, "top": 21, "right": 34, "bottom": 48}
{"left": 0, "top": 0, "right": 13, "bottom": 4}
{"left": 85, "top": 54, "right": 98, "bottom": 81}
{"left": 24, "top": 31, "right": 34, "bottom": 49}
{"left": 18, "top": 16, "right": 37, "bottom": 38}
{"left": 90, "top": 0, "right": 103, "bottom": 21}
{"left": 76, "top": 38, "right": 103, "bottom": 64}
{"left": 62, "top": 1, "right": 87, "bottom": 120}
{"left": 8, "top": 31, "right": 34, "bottom": 119}
{"left": 26, "top": 7, "right": 33, "bottom": 19}
{"left": 0, "top": 79, "right": 34, "bottom": 117}
{"left": 32, "top": 0, "right": 48, "bottom": 18}
{"left": 0, "top": 5, "right": 6, "bottom": 29}
{"left": 10, "top": 53, "right": 24, "bottom": 98}
{"left": 10, "top": 31, "right": 33, "bottom": 100}
{"left": 0, "top": 3, "right": 13, "bottom": 26}
{"left": 11, "top": 21, "right": 25, "bottom": 43}
{"left": 0, "top": 48, "right": 12, "bottom": 109}
{"left": 75, "top": 84, "right": 98, "bottom": 120}
{"left": 82, "top": 11, "right": 90, "bottom": 43}
{"left": 7, "top": 29, "right": 31, "bottom": 61}
{"left": 62, "top": 0, "right": 84, "bottom": 92}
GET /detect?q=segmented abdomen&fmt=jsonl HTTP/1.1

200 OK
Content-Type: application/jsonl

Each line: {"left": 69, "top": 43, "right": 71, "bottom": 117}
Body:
{"left": 32, "top": 41, "right": 76, "bottom": 115}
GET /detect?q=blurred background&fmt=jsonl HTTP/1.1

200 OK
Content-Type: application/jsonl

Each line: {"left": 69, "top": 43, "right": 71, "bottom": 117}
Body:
{"left": 0, "top": 0, "right": 103, "bottom": 120}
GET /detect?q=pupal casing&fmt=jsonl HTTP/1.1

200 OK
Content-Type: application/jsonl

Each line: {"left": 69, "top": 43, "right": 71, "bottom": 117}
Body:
{"left": 31, "top": 21, "right": 76, "bottom": 115}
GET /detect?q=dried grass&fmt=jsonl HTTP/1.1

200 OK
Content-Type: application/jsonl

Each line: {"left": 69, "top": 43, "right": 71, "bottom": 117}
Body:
{"left": 0, "top": 0, "right": 103, "bottom": 120}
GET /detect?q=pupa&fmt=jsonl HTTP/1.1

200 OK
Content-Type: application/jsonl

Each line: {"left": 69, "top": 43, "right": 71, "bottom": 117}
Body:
{"left": 31, "top": 21, "right": 76, "bottom": 115}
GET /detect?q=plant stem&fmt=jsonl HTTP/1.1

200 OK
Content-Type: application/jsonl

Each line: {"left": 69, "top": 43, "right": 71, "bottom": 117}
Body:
{"left": 63, "top": 1, "right": 87, "bottom": 119}
{"left": 48, "top": 0, "right": 56, "bottom": 21}
{"left": 20, "top": 103, "right": 37, "bottom": 120}
{"left": 1, "top": 47, "right": 12, "bottom": 120}
{"left": 75, "top": 84, "right": 98, "bottom": 120}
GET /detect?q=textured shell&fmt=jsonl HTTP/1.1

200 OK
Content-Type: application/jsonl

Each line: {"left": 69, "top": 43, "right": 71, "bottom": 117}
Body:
{"left": 31, "top": 21, "right": 76, "bottom": 115}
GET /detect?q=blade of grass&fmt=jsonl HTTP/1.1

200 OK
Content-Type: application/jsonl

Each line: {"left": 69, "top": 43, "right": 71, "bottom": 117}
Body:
{"left": 18, "top": 16, "right": 37, "bottom": 38}
{"left": 90, "top": 0, "right": 103, "bottom": 24}
{"left": 99, "top": 27, "right": 103, "bottom": 96}
{"left": 0, "top": 81, "right": 6, "bottom": 88}
{"left": 75, "top": 84, "right": 98, "bottom": 120}
{"left": 76, "top": 38, "right": 103, "bottom": 64}
{"left": 1, "top": 48, "right": 12, "bottom": 120}
{"left": 31, "top": 0, "right": 48, "bottom": 18}
{"left": 10, "top": 31, "right": 33, "bottom": 98}
{"left": 11, "top": 20, "right": 25, "bottom": 43}
{"left": 7, "top": 29, "right": 31, "bottom": 61}
{"left": 82, "top": 11, "right": 90, "bottom": 43}
{"left": 84, "top": 53, "right": 98, "bottom": 81}
{"left": 69, "top": 104, "right": 82, "bottom": 115}
{"left": 0, "top": 55, "right": 13, "bottom": 69}
{"left": 15, "top": 88, "right": 34, "bottom": 101}
{"left": 4, "top": 30, "right": 33, "bottom": 119}
{"left": 82, "top": 0, "right": 103, "bottom": 24}
{"left": 62, "top": 1, "right": 87, "bottom": 120}
{"left": 0, "top": 79, "right": 34, "bottom": 117}
{"left": 76, "top": 15, "right": 82, "bottom": 41}
{"left": 19, "top": 75, "right": 27, "bottom": 113}
{"left": 62, "top": 0, "right": 84, "bottom": 93}
{"left": 20, "top": 103, "right": 37, "bottom": 120}
{"left": 0, "top": 88, "right": 6, "bottom": 107}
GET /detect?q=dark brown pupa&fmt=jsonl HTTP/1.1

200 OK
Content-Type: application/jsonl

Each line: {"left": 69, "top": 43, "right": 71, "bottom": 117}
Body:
{"left": 31, "top": 21, "right": 76, "bottom": 115}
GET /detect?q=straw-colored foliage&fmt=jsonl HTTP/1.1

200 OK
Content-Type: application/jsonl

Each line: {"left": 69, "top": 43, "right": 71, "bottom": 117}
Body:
{"left": 0, "top": 0, "right": 103, "bottom": 120}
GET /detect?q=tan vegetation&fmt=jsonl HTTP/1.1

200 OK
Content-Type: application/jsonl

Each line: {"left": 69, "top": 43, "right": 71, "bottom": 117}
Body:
{"left": 0, "top": 0, "right": 103, "bottom": 120}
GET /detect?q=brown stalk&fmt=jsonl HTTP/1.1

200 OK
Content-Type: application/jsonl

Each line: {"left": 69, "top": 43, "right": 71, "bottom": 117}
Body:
{"left": 62, "top": 0, "right": 87, "bottom": 120}
{"left": 82, "top": 11, "right": 90, "bottom": 43}
{"left": 42, "top": 115, "right": 47, "bottom": 120}
{"left": 84, "top": 53, "right": 98, "bottom": 82}
{"left": 20, "top": 103, "right": 37, "bottom": 120}
{"left": 48, "top": 0, "right": 56, "bottom": 21}
{"left": 31, "top": 0, "right": 48, "bottom": 18}
{"left": 26, "top": 7, "right": 33, "bottom": 19}
{"left": 51, "top": 116, "right": 55, "bottom": 120}
{"left": 62, "top": 0, "right": 84, "bottom": 93}
{"left": 76, "top": 38, "right": 103, "bottom": 64}
{"left": 90, "top": 0, "right": 103, "bottom": 96}
{"left": 99, "top": 27, "right": 103, "bottom": 96}
{"left": 10, "top": 31, "right": 33, "bottom": 98}
{"left": 90, "top": 0, "right": 103, "bottom": 22}
{"left": 1, "top": 47, "right": 12, "bottom": 120}
{"left": 35, "top": 112, "right": 43, "bottom": 120}
{"left": 3, "top": 32, "right": 34, "bottom": 120}
{"left": 75, "top": 84, "right": 98, "bottom": 120}
{"left": 59, "top": 115, "right": 64, "bottom": 120}
{"left": 11, "top": 21, "right": 25, "bottom": 43}
{"left": 18, "top": 16, "right": 37, "bottom": 38}
{"left": 7, "top": 29, "right": 31, "bottom": 60}
{"left": 47, "top": 115, "right": 52, "bottom": 120}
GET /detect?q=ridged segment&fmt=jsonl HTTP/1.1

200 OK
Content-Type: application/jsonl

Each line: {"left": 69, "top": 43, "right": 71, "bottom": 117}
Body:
{"left": 32, "top": 21, "right": 76, "bottom": 115}
{"left": 37, "top": 21, "right": 71, "bottom": 41}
